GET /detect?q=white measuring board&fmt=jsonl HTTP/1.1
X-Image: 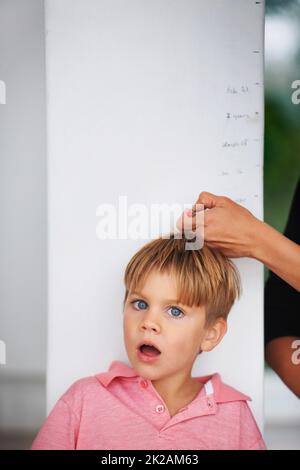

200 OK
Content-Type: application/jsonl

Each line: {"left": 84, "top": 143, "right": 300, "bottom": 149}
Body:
{"left": 45, "top": 0, "right": 265, "bottom": 433}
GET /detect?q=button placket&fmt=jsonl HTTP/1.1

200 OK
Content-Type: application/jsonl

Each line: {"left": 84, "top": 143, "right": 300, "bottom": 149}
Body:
{"left": 155, "top": 404, "right": 165, "bottom": 414}
{"left": 144, "top": 379, "right": 172, "bottom": 419}
{"left": 139, "top": 379, "right": 166, "bottom": 416}
{"left": 206, "top": 396, "right": 215, "bottom": 411}
{"left": 140, "top": 379, "right": 148, "bottom": 389}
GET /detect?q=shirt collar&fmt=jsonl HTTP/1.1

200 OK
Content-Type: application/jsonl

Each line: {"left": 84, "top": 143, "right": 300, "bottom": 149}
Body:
{"left": 95, "top": 360, "right": 251, "bottom": 404}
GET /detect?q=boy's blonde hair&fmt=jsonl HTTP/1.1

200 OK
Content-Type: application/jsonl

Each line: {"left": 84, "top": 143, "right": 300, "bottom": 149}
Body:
{"left": 123, "top": 233, "right": 242, "bottom": 325}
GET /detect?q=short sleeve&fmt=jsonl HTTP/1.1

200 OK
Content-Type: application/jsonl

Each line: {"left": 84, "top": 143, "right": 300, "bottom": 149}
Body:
{"left": 238, "top": 401, "right": 267, "bottom": 450}
{"left": 30, "top": 397, "right": 79, "bottom": 450}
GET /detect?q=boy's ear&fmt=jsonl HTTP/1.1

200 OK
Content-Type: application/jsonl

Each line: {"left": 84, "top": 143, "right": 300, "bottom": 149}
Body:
{"left": 200, "top": 318, "right": 227, "bottom": 352}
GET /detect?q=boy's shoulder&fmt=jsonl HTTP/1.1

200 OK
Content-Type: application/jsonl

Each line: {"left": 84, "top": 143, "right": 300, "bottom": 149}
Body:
{"left": 201, "top": 372, "right": 252, "bottom": 404}
{"left": 58, "top": 360, "right": 134, "bottom": 403}
{"left": 67, "top": 374, "right": 101, "bottom": 392}
{"left": 211, "top": 374, "right": 265, "bottom": 449}
{"left": 59, "top": 375, "right": 102, "bottom": 404}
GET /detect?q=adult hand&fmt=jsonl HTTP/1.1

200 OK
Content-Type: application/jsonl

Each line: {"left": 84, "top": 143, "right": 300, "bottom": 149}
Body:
{"left": 177, "top": 191, "right": 262, "bottom": 258}
{"left": 176, "top": 191, "right": 300, "bottom": 291}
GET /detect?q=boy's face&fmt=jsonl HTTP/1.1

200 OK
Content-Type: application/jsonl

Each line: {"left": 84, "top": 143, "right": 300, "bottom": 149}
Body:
{"left": 123, "top": 269, "right": 222, "bottom": 381}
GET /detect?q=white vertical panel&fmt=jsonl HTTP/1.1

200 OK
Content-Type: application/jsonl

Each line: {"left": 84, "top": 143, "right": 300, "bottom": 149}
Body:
{"left": 45, "top": 0, "right": 265, "bottom": 431}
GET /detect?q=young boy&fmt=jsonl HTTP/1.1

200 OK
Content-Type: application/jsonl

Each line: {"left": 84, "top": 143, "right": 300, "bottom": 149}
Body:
{"left": 31, "top": 233, "right": 266, "bottom": 450}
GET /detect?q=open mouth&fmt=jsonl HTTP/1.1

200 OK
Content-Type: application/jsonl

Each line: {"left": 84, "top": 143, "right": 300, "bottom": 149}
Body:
{"left": 138, "top": 344, "right": 161, "bottom": 357}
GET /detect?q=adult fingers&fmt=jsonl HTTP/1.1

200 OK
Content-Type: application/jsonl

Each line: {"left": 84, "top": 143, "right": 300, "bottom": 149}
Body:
{"left": 191, "top": 191, "right": 223, "bottom": 213}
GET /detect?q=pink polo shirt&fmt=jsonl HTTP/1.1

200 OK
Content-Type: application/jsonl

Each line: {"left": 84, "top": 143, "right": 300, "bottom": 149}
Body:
{"left": 31, "top": 360, "right": 266, "bottom": 450}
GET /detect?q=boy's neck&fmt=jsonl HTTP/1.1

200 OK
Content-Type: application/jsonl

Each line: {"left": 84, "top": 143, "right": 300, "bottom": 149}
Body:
{"left": 151, "top": 375, "right": 203, "bottom": 417}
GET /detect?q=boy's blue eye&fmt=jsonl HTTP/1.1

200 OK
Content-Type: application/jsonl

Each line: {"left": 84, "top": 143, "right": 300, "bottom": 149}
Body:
{"left": 132, "top": 299, "right": 148, "bottom": 310}
{"left": 167, "top": 306, "right": 184, "bottom": 318}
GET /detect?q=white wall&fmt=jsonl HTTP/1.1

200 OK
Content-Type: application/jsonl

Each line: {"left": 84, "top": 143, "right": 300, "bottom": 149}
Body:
{"left": 45, "top": 0, "right": 265, "bottom": 431}
{"left": 0, "top": 0, "right": 47, "bottom": 431}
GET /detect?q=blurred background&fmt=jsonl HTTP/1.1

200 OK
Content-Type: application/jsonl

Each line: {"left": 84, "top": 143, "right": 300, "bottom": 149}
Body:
{"left": 0, "top": 0, "right": 299, "bottom": 449}
{"left": 0, "top": 0, "right": 47, "bottom": 450}
{"left": 264, "top": 0, "right": 300, "bottom": 450}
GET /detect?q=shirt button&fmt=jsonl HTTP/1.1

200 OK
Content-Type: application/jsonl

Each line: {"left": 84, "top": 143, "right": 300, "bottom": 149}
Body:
{"left": 155, "top": 404, "right": 165, "bottom": 413}
{"left": 140, "top": 380, "right": 148, "bottom": 388}
{"left": 207, "top": 398, "right": 213, "bottom": 408}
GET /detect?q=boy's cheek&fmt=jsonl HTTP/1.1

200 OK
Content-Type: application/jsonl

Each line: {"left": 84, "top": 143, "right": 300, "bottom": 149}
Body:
{"left": 123, "top": 317, "right": 137, "bottom": 343}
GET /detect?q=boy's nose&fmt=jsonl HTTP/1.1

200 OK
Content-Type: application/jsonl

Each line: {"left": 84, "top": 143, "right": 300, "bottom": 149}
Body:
{"left": 140, "top": 311, "right": 161, "bottom": 333}
{"left": 141, "top": 322, "right": 160, "bottom": 333}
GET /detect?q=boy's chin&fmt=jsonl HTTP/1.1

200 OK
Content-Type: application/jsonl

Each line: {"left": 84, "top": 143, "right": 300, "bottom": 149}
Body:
{"left": 131, "top": 358, "right": 162, "bottom": 378}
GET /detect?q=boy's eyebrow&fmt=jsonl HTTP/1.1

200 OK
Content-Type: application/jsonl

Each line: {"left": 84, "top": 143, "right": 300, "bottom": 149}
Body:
{"left": 129, "top": 291, "right": 187, "bottom": 306}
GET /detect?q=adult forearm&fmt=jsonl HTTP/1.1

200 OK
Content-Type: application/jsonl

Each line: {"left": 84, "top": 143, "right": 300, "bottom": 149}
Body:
{"left": 252, "top": 220, "right": 300, "bottom": 292}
